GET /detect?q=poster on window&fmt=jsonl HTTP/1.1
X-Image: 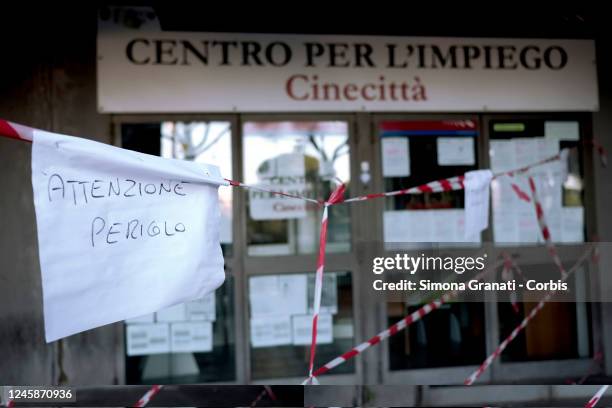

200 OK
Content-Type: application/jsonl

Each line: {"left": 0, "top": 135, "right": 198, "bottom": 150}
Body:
{"left": 249, "top": 153, "right": 310, "bottom": 220}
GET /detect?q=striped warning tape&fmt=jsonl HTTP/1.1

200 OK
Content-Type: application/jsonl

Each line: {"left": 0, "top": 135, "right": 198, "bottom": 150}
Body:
{"left": 307, "top": 258, "right": 503, "bottom": 379}
{"left": 250, "top": 385, "right": 277, "bottom": 408}
{"left": 0, "top": 119, "right": 607, "bottom": 403}
{"left": 464, "top": 245, "right": 595, "bottom": 385}
{"left": 306, "top": 182, "right": 345, "bottom": 384}
{"left": 528, "top": 176, "right": 567, "bottom": 279}
{"left": 133, "top": 384, "right": 163, "bottom": 407}
{"left": 585, "top": 385, "right": 610, "bottom": 408}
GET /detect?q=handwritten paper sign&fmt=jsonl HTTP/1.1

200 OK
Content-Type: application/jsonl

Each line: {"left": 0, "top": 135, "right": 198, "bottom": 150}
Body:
{"left": 31, "top": 130, "right": 227, "bottom": 342}
{"left": 464, "top": 170, "right": 493, "bottom": 239}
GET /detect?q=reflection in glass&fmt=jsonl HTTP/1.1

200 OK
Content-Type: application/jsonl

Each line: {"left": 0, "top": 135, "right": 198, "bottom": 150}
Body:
{"left": 387, "top": 302, "right": 486, "bottom": 370}
{"left": 488, "top": 119, "right": 585, "bottom": 244}
{"left": 497, "top": 263, "right": 591, "bottom": 362}
{"left": 126, "top": 276, "right": 236, "bottom": 384}
{"left": 248, "top": 272, "right": 355, "bottom": 380}
{"left": 160, "top": 121, "right": 233, "bottom": 254}
{"left": 243, "top": 121, "right": 351, "bottom": 256}
{"left": 121, "top": 122, "right": 236, "bottom": 384}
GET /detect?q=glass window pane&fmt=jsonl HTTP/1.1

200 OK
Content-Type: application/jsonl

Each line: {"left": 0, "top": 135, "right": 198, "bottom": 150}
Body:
{"left": 248, "top": 272, "right": 355, "bottom": 379}
{"left": 489, "top": 119, "right": 585, "bottom": 244}
{"left": 121, "top": 122, "right": 236, "bottom": 383}
{"left": 125, "top": 277, "right": 236, "bottom": 383}
{"left": 387, "top": 302, "right": 486, "bottom": 370}
{"left": 379, "top": 120, "right": 480, "bottom": 247}
{"left": 497, "top": 263, "right": 591, "bottom": 362}
{"left": 243, "top": 121, "right": 351, "bottom": 256}
{"left": 160, "top": 121, "right": 233, "bottom": 255}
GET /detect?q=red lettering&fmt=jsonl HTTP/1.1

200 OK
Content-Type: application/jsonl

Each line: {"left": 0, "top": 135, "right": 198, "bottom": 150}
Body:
{"left": 361, "top": 84, "right": 376, "bottom": 101}
{"left": 286, "top": 74, "right": 309, "bottom": 100}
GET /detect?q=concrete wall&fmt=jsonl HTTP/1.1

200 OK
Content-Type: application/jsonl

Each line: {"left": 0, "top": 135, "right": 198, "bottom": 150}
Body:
{"left": 0, "top": 5, "right": 120, "bottom": 385}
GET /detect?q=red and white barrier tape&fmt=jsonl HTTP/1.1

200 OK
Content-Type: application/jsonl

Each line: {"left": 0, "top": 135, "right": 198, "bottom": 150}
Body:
{"left": 311, "top": 292, "right": 453, "bottom": 379}
{"left": 0, "top": 120, "right": 608, "bottom": 400}
{"left": 308, "top": 259, "right": 502, "bottom": 379}
{"left": 528, "top": 176, "right": 567, "bottom": 279}
{"left": 567, "top": 351, "right": 603, "bottom": 385}
{"left": 343, "top": 175, "right": 465, "bottom": 203}
{"left": 225, "top": 178, "right": 321, "bottom": 205}
{"left": 133, "top": 384, "right": 163, "bottom": 407}
{"left": 464, "top": 245, "right": 595, "bottom": 385}
{"left": 306, "top": 183, "right": 345, "bottom": 383}
{"left": 501, "top": 252, "right": 520, "bottom": 314}
{"left": 585, "top": 385, "right": 610, "bottom": 408}
{"left": 0, "top": 119, "right": 33, "bottom": 142}
{"left": 250, "top": 385, "right": 276, "bottom": 408}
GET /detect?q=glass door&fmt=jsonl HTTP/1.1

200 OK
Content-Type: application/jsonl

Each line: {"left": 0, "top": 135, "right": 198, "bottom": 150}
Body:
{"left": 116, "top": 115, "right": 239, "bottom": 384}
{"left": 239, "top": 115, "right": 362, "bottom": 384}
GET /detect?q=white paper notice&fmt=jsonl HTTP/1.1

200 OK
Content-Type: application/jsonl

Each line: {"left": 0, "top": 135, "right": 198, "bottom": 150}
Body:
{"left": 249, "top": 274, "right": 307, "bottom": 317}
{"left": 464, "top": 170, "right": 493, "bottom": 239}
{"left": 515, "top": 138, "right": 538, "bottom": 168}
{"left": 156, "top": 303, "right": 187, "bottom": 323}
{"left": 437, "top": 137, "right": 475, "bottom": 165}
{"left": 186, "top": 293, "right": 216, "bottom": 321}
{"left": 31, "top": 130, "right": 227, "bottom": 342}
{"left": 170, "top": 321, "right": 213, "bottom": 353}
{"left": 292, "top": 314, "right": 333, "bottom": 345}
{"left": 561, "top": 207, "right": 585, "bottom": 243}
{"left": 489, "top": 140, "right": 516, "bottom": 173}
{"left": 384, "top": 209, "right": 480, "bottom": 243}
{"left": 545, "top": 121, "right": 580, "bottom": 141}
{"left": 126, "top": 313, "right": 155, "bottom": 324}
{"left": 382, "top": 137, "right": 410, "bottom": 177}
{"left": 126, "top": 323, "right": 170, "bottom": 356}
{"left": 250, "top": 316, "right": 292, "bottom": 348}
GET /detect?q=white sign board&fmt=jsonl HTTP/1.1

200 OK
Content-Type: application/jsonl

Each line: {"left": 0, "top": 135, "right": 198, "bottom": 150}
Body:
{"left": 98, "top": 7, "right": 598, "bottom": 112}
{"left": 32, "top": 130, "right": 227, "bottom": 342}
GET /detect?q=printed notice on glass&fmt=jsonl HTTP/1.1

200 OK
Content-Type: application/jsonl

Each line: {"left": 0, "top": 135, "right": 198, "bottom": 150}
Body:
{"left": 170, "top": 321, "right": 213, "bottom": 353}
{"left": 437, "top": 137, "right": 475, "bottom": 165}
{"left": 382, "top": 137, "right": 410, "bottom": 177}
{"left": 292, "top": 314, "right": 333, "bottom": 345}
{"left": 126, "top": 323, "right": 170, "bottom": 356}
{"left": 249, "top": 274, "right": 307, "bottom": 317}
{"left": 186, "top": 293, "right": 216, "bottom": 322}
{"left": 545, "top": 121, "right": 580, "bottom": 141}
{"left": 126, "top": 313, "right": 155, "bottom": 324}
{"left": 464, "top": 170, "right": 493, "bottom": 239}
{"left": 250, "top": 315, "right": 292, "bottom": 348}
{"left": 156, "top": 303, "right": 186, "bottom": 323}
